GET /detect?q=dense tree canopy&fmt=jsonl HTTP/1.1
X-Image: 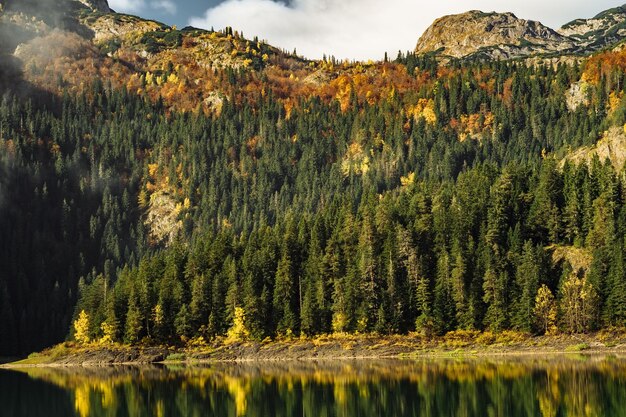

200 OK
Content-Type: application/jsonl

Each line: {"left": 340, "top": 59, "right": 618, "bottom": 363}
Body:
{"left": 2, "top": 50, "right": 626, "bottom": 355}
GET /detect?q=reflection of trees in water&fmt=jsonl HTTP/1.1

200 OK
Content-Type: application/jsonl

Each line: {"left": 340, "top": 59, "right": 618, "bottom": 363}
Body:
{"left": 8, "top": 357, "right": 626, "bottom": 417}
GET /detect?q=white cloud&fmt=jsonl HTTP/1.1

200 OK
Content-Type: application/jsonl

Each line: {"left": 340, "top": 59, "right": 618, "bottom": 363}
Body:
{"left": 108, "top": 0, "right": 145, "bottom": 13}
{"left": 188, "top": 0, "right": 621, "bottom": 61}
{"left": 152, "top": 0, "right": 177, "bottom": 15}
{"left": 109, "top": 0, "right": 177, "bottom": 15}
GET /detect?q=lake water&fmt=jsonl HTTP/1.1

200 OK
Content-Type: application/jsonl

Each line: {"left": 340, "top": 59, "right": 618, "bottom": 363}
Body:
{"left": 2, "top": 356, "right": 626, "bottom": 416}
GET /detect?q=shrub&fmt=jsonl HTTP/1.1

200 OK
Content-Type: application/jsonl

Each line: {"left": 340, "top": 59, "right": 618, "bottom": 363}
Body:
{"left": 566, "top": 343, "right": 590, "bottom": 352}
{"left": 165, "top": 353, "right": 186, "bottom": 361}
{"left": 443, "top": 330, "right": 481, "bottom": 347}
{"left": 476, "top": 331, "right": 496, "bottom": 345}
{"left": 495, "top": 331, "right": 530, "bottom": 345}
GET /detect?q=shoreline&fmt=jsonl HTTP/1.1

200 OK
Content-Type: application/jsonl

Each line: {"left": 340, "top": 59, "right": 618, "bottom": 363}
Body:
{"left": 6, "top": 349, "right": 626, "bottom": 370}
{"left": 4, "top": 330, "right": 626, "bottom": 368}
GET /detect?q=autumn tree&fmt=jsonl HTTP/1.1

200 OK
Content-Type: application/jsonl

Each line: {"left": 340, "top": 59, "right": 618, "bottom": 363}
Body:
{"left": 74, "top": 310, "right": 91, "bottom": 345}
{"left": 227, "top": 307, "right": 251, "bottom": 342}
{"left": 534, "top": 285, "right": 557, "bottom": 335}
{"left": 560, "top": 273, "right": 598, "bottom": 334}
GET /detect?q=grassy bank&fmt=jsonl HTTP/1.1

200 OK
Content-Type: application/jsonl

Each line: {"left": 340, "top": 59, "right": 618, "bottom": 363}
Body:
{"left": 5, "top": 329, "right": 626, "bottom": 367}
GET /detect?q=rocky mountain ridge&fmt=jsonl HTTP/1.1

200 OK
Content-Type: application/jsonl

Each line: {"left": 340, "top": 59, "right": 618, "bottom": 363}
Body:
{"left": 415, "top": 10, "right": 575, "bottom": 60}
{"left": 0, "top": 0, "right": 109, "bottom": 13}
{"left": 415, "top": 6, "right": 626, "bottom": 60}
{"left": 559, "top": 5, "right": 626, "bottom": 51}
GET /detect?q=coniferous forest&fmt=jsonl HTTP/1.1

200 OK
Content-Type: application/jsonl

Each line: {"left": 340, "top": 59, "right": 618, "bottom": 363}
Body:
{"left": 4, "top": 41, "right": 626, "bottom": 356}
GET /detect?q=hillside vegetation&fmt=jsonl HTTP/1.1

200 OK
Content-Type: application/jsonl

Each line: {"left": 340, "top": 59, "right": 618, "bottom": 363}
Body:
{"left": 4, "top": 1, "right": 626, "bottom": 355}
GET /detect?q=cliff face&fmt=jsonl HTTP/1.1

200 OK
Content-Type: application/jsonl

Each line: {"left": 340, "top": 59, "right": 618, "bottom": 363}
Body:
{"left": 415, "top": 11, "right": 575, "bottom": 60}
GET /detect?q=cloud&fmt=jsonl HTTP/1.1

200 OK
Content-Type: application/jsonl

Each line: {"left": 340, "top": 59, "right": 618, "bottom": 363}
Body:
{"left": 108, "top": 0, "right": 145, "bottom": 13}
{"left": 188, "top": 0, "right": 621, "bottom": 61}
{"left": 152, "top": 0, "right": 177, "bottom": 15}
{"left": 109, "top": 0, "right": 176, "bottom": 15}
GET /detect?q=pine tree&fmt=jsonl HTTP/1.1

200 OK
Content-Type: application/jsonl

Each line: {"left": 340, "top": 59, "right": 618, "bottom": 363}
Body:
{"left": 125, "top": 291, "right": 143, "bottom": 344}
{"left": 356, "top": 215, "right": 377, "bottom": 332}
{"left": 175, "top": 304, "right": 193, "bottom": 339}
{"left": 300, "top": 229, "right": 324, "bottom": 335}
{"left": 483, "top": 267, "right": 508, "bottom": 332}
{"left": 604, "top": 244, "right": 626, "bottom": 326}
{"left": 434, "top": 250, "right": 455, "bottom": 333}
{"left": 451, "top": 247, "right": 471, "bottom": 329}
{"left": 273, "top": 251, "right": 297, "bottom": 336}
{"left": 189, "top": 274, "right": 209, "bottom": 334}
{"left": 512, "top": 241, "right": 542, "bottom": 332}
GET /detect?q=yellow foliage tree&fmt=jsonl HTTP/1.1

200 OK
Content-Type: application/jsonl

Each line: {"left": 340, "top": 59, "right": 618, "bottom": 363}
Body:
{"left": 145, "top": 71, "right": 154, "bottom": 85}
{"left": 74, "top": 310, "right": 91, "bottom": 345}
{"left": 411, "top": 98, "right": 437, "bottom": 125}
{"left": 400, "top": 172, "right": 415, "bottom": 187}
{"left": 226, "top": 307, "right": 250, "bottom": 342}
{"left": 341, "top": 142, "right": 370, "bottom": 177}
{"left": 534, "top": 285, "right": 557, "bottom": 335}
{"left": 99, "top": 321, "right": 116, "bottom": 345}
{"left": 166, "top": 73, "right": 180, "bottom": 84}
{"left": 560, "top": 274, "right": 598, "bottom": 334}
{"left": 332, "top": 312, "right": 348, "bottom": 334}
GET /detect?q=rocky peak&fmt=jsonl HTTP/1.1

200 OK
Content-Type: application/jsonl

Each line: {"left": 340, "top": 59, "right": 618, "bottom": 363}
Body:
{"left": 415, "top": 10, "right": 575, "bottom": 60}
{"left": 1, "top": 0, "right": 109, "bottom": 14}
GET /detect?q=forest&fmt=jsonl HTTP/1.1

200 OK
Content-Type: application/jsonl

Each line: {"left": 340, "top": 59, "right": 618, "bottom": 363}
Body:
{"left": 3, "top": 46, "right": 626, "bottom": 355}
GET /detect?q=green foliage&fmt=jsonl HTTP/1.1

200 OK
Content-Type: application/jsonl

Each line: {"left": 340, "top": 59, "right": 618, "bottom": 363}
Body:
{"left": 124, "top": 292, "right": 143, "bottom": 344}
{"left": 140, "top": 29, "right": 183, "bottom": 53}
{"left": 565, "top": 342, "right": 590, "bottom": 351}
{"left": 165, "top": 353, "right": 186, "bottom": 361}
{"left": 99, "top": 38, "right": 121, "bottom": 55}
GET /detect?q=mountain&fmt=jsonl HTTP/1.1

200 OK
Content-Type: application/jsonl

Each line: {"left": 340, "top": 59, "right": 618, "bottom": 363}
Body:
{"left": 415, "top": 6, "right": 626, "bottom": 60}
{"left": 0, "top": 0, "right": 108, "bottom": 11}
{"left": 77, "top": 0, "right": 109, "bottom": 12}
{"left": 414, "top": 11, "right": 576, "bottom": 60}
{"left": 558, "top": 5, "right": 626, "bottom": 51}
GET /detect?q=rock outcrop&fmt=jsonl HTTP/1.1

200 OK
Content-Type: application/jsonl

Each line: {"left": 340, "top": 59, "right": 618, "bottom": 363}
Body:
{"left": 561, "top": 127, "right": 626, "bottom": 172}
{"left": 77, "top": 0, "right": 110, "bottom": 12}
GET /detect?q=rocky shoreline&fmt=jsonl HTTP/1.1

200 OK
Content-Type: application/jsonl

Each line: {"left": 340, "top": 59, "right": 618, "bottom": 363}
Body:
{"left": 4, "top": 331, "right": 626, "bottom": 367}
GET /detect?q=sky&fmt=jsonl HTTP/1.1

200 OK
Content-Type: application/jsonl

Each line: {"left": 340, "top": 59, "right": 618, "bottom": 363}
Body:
{"left": 108, "top": 0, "right": 623, "bottom": 60}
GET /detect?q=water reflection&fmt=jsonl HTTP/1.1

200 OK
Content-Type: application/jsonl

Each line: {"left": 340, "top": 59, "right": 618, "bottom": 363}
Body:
{"left": 2, "top": 356, "right": 626, "bottom": 417}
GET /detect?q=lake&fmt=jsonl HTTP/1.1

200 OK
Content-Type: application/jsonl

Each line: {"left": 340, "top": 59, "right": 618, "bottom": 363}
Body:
{"left": 2, "top": 356, "right": 626, "bottom": 416}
